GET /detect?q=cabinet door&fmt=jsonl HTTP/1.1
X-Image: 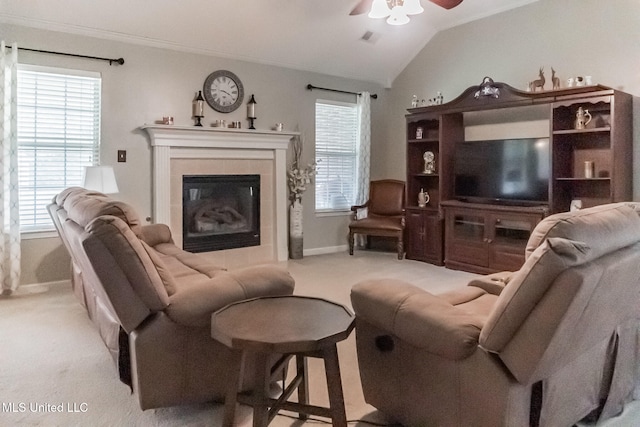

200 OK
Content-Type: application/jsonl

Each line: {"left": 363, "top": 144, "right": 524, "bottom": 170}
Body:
{"left": 406, "top": 210, "right": 443, "bottom": 264}
{"left": 422, "top": 213, "right": 443, "bottom": 265}
{"left": 405, "top": 210, "right": 426, "bottom": 260}
{"left": 488, "top": 213, "right": 539, "bottom": 271}
{"left": 445, "top": 209, "right": 488, "bottom": 267}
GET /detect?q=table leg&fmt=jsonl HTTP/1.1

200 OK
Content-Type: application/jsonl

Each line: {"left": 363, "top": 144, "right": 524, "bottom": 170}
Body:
{"left": 222, "top": 349, "right": 246, "bottom": 427}
{"left": 323, "top": 344, "right": 347, "bottom": 427}
{"left": 252, "top": 352, "right": 271, "bottom": 427}
{"left": 296, "top": 354, "right": 309, "bottom": 420}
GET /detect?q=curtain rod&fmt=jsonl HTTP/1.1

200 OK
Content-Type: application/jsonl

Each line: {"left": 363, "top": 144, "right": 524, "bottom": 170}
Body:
{"left": 6, "top": 45, "right": 124, "bottom": 66}
{"left": 306, "top": 84, "right": 377, "bottom": 99}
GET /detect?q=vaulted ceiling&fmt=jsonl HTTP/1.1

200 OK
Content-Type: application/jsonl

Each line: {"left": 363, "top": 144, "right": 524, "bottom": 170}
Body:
{"left": 0, "top": 0, "right": 538, "bottom": 87}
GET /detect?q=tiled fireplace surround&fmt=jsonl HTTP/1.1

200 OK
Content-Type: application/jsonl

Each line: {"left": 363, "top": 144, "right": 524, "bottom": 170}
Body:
{"left": 141, "top": 125, "right": 296, "bottom": 268}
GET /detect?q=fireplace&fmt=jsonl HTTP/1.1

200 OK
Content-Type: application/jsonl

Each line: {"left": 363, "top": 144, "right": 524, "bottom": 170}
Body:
{"left": 141, "top": 125, "right": 295, "bottom": 264}
{"left": 182, "top": 175, "right": 260, "bottom": 252}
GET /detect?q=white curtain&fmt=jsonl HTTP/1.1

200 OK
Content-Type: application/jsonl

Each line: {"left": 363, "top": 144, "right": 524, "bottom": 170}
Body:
{"left": 355, "top": 92, "right": 371, "bottom": 246}
{"left": 0, "top": 41, "right": 21, "bottom": 296}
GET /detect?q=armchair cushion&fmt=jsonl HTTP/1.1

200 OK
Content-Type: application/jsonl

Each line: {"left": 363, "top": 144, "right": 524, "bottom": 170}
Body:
{"left": 480, "top": 237, "right": 589, "bottom": 352}
{"left": 152, "top": 243, "right": 227, "bottom": 283}
{"left": 140, "top": 223, "right": 174, "bottom": 247}
{"left": 467, "top": 271, "right": 513, "bottom": 295}
{"left": 367, "top": 180, "right": 405, "bottom": 216}
{"left": 85, "top": 215, "right": 170, "bottom": 311}
{"left": 140, "top": 241, "right": 178, "bottom": 296}
{"left": 348, "top": 215, "right": 403, "bottom": 231}
{"left": 166, "top": 265, "right": 295, "bottom": 327}
{"left": 351, "top": 279, "right": 485, "bottom": 359}
{"left": 64, "top": 187, "right": 143, "bottom": 238}
{"left": 525, "top": 202, "right": 640, "bottom": 260}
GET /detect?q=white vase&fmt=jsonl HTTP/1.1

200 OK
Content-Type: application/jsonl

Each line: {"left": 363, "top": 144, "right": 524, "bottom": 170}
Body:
{"left": 289, "top": 199, "right": 304, "bottom": 259}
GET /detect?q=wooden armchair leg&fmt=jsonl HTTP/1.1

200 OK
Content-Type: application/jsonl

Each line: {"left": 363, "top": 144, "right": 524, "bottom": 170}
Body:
{"left": 348, "top": 231, "right": 355, "bottom": 255}
{"left": 397, "top": 237, "right": 404, "bottom": 260}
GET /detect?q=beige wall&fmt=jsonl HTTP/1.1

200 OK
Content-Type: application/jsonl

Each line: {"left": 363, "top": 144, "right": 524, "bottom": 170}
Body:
{"left": 1, "top": 23, "right": 387, "bottom": 285}
{"left": 379, "top": 0, "right": 640, "bottom": 194}
{"left": 7, "top": 0, "right": 640, "bottom": 284}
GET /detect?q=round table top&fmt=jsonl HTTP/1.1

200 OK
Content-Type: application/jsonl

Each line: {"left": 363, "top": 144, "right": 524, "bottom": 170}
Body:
{"left": 211, "top": 295, "right": 355, "bottom": 354}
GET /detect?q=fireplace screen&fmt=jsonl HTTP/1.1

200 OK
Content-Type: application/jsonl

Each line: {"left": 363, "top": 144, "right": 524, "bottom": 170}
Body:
{"left": 182, "top": 175, "right": 260, "bottom": 252}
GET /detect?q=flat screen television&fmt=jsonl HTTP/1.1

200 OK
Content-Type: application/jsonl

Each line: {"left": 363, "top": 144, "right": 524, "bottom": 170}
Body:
{"left": 454, "top": 138, "right": 550, "bottom": 205}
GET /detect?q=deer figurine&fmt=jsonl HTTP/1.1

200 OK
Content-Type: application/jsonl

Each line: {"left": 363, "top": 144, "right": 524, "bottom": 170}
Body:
{"left": 551, "top": 67, "right": 560, "bottom": 90}
{"left": 529, "top": 67, "right": 545, "bottom": 92}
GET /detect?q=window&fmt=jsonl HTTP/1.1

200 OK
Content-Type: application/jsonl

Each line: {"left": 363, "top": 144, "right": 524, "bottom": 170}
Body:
{"left": 17, "top": 65, "right": 101, "bottom": 231}
{"left": 314, "top": 100, "right": 358, "bottom": 212}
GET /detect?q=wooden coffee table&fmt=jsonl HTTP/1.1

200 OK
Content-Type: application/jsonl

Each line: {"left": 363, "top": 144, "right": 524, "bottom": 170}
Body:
{"left": 211, "top": 295, "right": 355, "bottom": 427}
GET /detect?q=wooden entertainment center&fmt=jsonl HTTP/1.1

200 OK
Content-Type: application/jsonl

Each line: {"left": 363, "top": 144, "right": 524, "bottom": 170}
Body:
{"left": 405, "top": 78, "right": 633, "bottom": 273}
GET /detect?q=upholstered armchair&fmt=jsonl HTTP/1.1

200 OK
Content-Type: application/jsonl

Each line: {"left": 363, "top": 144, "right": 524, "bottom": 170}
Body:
{"left": 348, "top": 179, "right": 406, "bottom": 260}
{"left": 351, "top": 203, "right": 640, "bottom": 426}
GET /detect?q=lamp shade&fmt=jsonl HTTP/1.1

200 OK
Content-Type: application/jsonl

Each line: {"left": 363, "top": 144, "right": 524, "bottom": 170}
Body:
{"left": 368, "top": 0, "right": 392, "bottom": 18}
{"left": 82, "top": 166, "right": 119, "bottom": 194}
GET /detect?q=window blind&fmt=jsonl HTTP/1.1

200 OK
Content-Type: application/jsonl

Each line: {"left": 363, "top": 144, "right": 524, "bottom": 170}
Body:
{"left": 315, "top": 100, "right": 358, "bottom": 211}
{"left": 17, "top": 66, "right": 101, "bottom": 231}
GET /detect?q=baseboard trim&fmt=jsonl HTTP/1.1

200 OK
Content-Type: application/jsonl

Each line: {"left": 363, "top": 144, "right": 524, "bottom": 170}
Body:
{"left": 304, "top": 245, "right": 348, "bottom": 257}
{"left": 20, "top": 279, "right": 71, "bottom": 290}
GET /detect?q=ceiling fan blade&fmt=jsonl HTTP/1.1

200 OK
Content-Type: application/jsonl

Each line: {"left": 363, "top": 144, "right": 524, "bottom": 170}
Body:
{"left": 429, "top": 0, "right": 463, "bottom": 9}
{"left": 350, "top": 0, "right": 373, "bottom": 15}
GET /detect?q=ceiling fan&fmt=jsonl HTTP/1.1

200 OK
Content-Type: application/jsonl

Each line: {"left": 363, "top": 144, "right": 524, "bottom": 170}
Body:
{"left": 350, "top": 0, "right": 464, "bottom": 16}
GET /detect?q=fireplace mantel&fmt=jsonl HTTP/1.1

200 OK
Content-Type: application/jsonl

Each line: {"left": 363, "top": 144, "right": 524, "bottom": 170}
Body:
{"left": 140, "top": 125, "right": 297, "bottom": 262}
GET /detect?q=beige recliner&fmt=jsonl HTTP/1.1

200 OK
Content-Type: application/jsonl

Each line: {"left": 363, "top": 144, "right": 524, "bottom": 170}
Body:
{"left": 48, "top": 187, "right": 295, "bottom": 409}
{"left": 351, "top": 202, "right": 640, "bottom": 426}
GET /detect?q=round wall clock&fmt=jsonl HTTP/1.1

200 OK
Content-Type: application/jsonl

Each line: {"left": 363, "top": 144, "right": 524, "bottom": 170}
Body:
{"left": 203, "top": 70, "right": 244, "bottom": 113}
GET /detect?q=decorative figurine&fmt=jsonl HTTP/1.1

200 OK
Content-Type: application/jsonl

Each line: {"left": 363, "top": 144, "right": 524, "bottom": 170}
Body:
{"left": 474, "top": 77, "right": 500, "bottom": 99}
{"left": 418, "top": 188, "right": 430, "bottom": 208}
{"left": 428, "top": 92, "right": 444, "bottom": 106}
{"left": 192, "top": 91, "right": 204, "bottom": 127}
{"left": 575, "top": 107, "right": 592, "bottom": 129}
{"left": 529, "top": 67, "right": 545, "bottom": 92}
{"left": 423, "top": 151, "right": 435, "bottom": 174}
{"left": 411, "top": 95, "right": 418, "bottom": 108}
{"left": 247, "top": 94, "right": 257, "bottom": 129}
{"left": 551, "top": 67, "right": 560, "bottom": 90}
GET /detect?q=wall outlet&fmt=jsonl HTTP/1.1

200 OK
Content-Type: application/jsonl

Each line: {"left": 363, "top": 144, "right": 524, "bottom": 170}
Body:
{"left": 117, "top": 150, "right": 126, "bottom": 162}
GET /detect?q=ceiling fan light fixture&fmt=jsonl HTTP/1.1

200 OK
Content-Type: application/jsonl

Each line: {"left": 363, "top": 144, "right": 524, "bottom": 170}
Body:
{"left": 368, "top": 0, "right": 392, "bottom": 18}
{"left": 387, "top": 4, "right": 410, "bottom": 25}
{"left": 403, "top": 0, "right": 424, "bottom": 15}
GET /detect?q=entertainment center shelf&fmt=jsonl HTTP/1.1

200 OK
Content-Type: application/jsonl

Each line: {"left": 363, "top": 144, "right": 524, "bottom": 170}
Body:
{"left": 404, "top": 78, "right": 632, "bottom": 272}
{"left": 553, "top": 127, "right": 611, "bottom": 134}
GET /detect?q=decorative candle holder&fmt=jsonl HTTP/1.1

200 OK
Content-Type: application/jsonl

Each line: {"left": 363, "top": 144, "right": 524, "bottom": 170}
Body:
{"left": 193, "top": 90, "right": 204, "bottom": 127}
{"left": 247, "top": 94, "right": 257, "bottom": 129}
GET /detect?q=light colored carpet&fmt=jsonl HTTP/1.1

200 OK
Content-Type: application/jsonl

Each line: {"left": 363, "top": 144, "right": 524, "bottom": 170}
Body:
{"left": 2, "top": 251, "right": 639, "bottom": 426}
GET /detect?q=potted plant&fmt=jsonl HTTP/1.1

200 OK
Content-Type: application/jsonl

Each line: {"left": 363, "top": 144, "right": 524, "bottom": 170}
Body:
{"left": 287, "top": 134, "right": 317, "bottom": 259}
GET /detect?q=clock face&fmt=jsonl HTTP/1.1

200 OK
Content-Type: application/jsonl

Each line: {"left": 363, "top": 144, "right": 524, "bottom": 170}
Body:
{"left": 424, "top": 151, "right": 435, "bottom": 162}
{"left": 203, "top": 70, "right": 244, "bottom": 113}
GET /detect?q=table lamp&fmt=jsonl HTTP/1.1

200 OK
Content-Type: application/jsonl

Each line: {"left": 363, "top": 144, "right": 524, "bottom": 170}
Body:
{"left": 82, "top": 165, "right": 120, "bottom": 194}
